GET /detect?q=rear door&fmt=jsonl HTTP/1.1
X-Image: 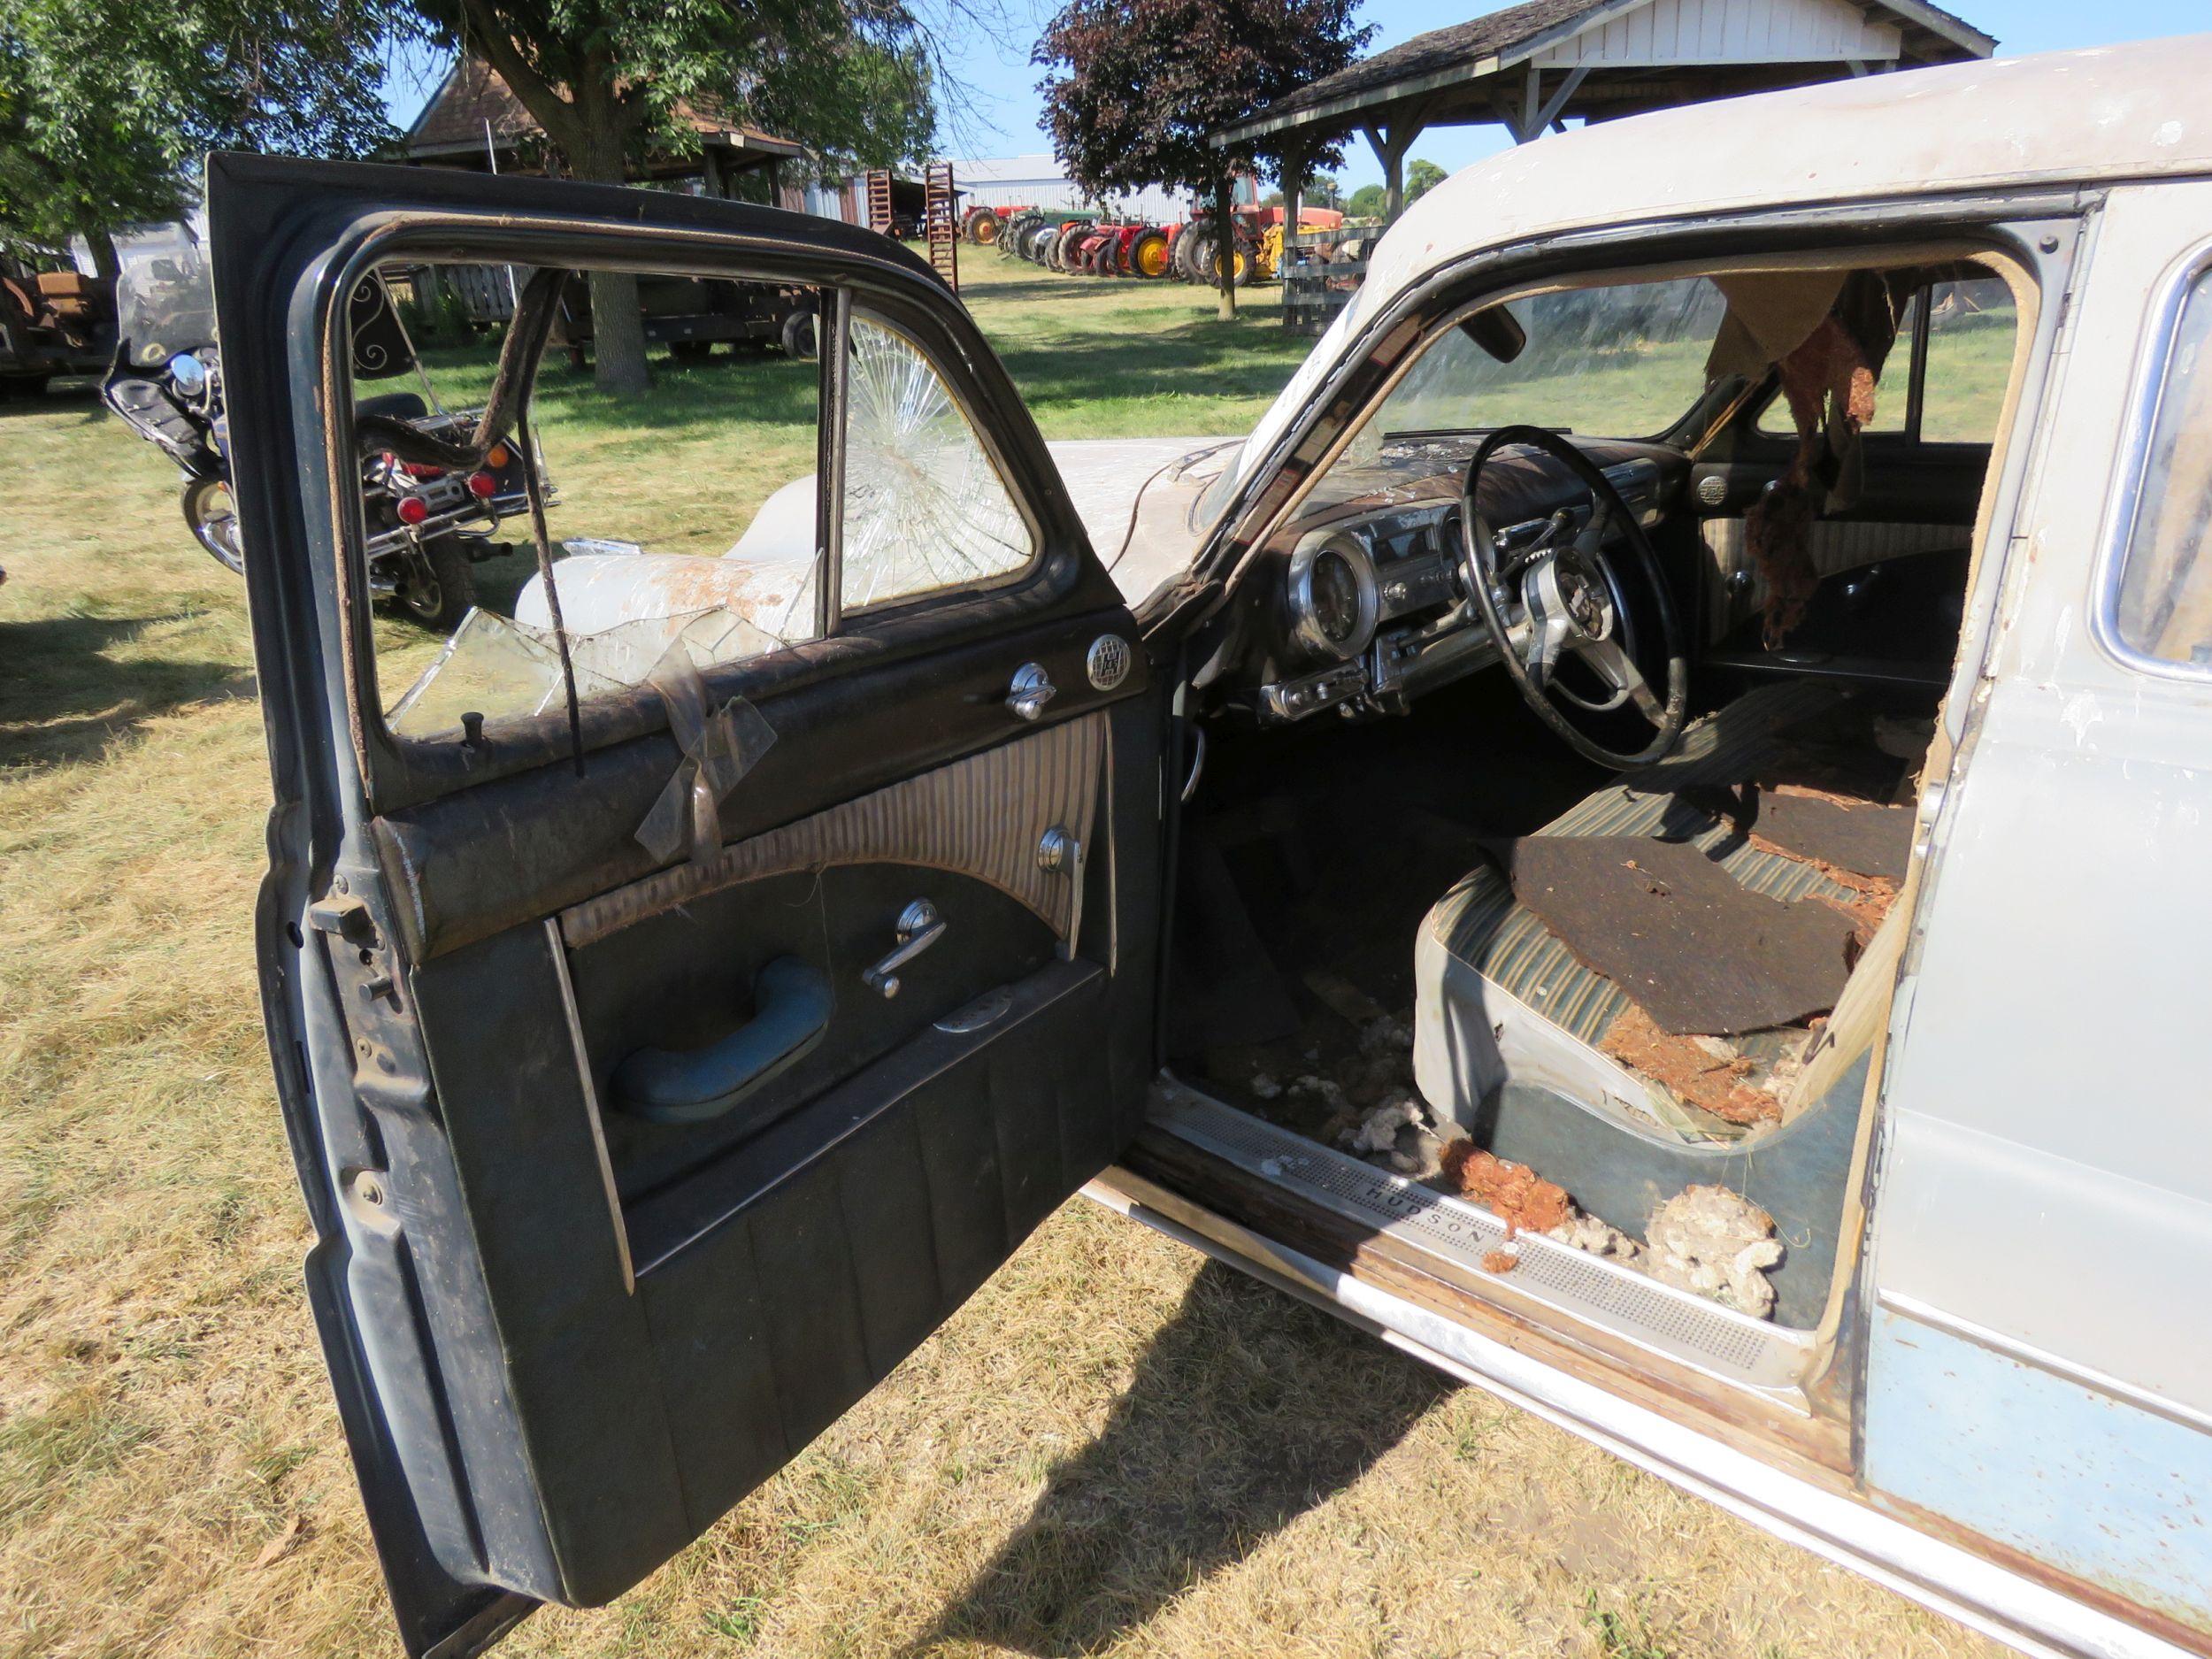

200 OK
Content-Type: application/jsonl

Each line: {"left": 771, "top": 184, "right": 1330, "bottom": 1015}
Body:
{"left": 210, "top": 154, "right": 1165, "bottom": 1656}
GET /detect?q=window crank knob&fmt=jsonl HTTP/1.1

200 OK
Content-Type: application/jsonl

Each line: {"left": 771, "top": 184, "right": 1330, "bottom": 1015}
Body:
{"left": 1006, "top": 663, "right": 1056, "bottom": 721}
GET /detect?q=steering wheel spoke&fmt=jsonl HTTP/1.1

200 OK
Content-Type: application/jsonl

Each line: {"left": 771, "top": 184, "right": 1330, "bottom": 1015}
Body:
{"left": 1513, "top": 561, "right": 1574, "bottom": 695}
{"left": 1459, "top": 424, "right": 1688, "bottom": 770}
{"left": 1571, "top": 635, "right": 1664, "bottom": 721}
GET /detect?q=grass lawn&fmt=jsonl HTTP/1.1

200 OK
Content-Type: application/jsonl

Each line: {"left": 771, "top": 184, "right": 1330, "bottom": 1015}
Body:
{"left": 0, "top": 250, "right": 1999, "bottom": 1659}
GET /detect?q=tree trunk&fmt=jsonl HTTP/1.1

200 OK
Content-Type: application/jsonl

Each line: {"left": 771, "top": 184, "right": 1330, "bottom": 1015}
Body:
{"left": 1213, "top": 176, "right": 1237, "bottom": 322}
{"left": 585, "top": 268, "right": 652, "bottom": 395}
{"left": 83, "top": 225, "right": 119, "bottom": 284}
{"left": 571, "top": 131, "right": 652, "bottom": 396}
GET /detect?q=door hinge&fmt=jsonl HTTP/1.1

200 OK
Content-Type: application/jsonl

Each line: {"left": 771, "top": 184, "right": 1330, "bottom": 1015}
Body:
{"left": 311, "top": 891, "right": 396, "bottom": 1000}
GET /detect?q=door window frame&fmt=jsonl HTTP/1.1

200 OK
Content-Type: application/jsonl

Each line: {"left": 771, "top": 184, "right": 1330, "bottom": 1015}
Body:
{"left": 1747, "top": 267, "right": 2011, "bottom": 449}
{"left": 299, "top": 211, "right": 1082, "bottom": 814}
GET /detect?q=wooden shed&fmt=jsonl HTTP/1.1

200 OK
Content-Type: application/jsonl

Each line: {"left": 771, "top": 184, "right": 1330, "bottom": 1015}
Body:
{"left": 402, "top": 57, "right": 810, "bottom": 207}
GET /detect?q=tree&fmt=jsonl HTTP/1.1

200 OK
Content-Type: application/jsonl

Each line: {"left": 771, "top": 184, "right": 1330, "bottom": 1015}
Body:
{"left": 0, "top": 0, "right": 396, "bottom": 277}
{"left": 1346, "top": 182, "right": 1385, "bottom": 221}
{"left": 1405, "top": 157, "right": 1446, "bottom": 205}
{"left": 1307, "top": 173, "right": 1344, "bottom": 211}
{"left": 414, "top": 0, "right": 937, "bottom": 392}
{"left": 1035, "top": 0, "right": 1369, "bottom": 321}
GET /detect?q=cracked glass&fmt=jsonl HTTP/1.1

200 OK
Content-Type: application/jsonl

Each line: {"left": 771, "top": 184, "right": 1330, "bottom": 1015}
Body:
{"left": 840, "top": 315, "right": 1033, "bottom": 609}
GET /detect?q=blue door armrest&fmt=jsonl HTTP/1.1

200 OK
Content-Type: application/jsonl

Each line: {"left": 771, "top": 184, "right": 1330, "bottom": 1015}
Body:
{"left": 612, "top": 956, "right": 833, "bottom": 1125}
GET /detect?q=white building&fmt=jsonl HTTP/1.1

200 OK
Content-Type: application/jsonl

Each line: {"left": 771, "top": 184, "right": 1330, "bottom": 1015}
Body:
{"left": 936, "top": 155, "right": 1188, "bottom": 224}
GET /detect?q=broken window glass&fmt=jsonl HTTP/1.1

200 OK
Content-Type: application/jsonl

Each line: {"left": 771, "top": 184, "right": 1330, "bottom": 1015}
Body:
{"left": 386, "top": 602, "right": 794, "bottom": 741}
{"left": 364, "top": 260, "right": 826, "bottom": 738}
{"left": 840, "top": 315, "right": 1034, "bottom": 609}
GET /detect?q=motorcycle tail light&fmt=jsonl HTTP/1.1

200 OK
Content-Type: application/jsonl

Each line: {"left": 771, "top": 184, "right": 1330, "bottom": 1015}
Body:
{"left": 467, "top": 471, "right": 497, "bottom": 499}
{"left": 396, "top": 495, "right": 430, "bottom": 526}
{"left": 485, "top": 442, "right": 511, "bottom": 468}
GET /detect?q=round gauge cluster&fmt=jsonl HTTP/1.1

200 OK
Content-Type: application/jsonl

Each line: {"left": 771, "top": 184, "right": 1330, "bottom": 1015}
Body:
{"left": 1287, "top": 531, "right": 1380, "bottom": 660}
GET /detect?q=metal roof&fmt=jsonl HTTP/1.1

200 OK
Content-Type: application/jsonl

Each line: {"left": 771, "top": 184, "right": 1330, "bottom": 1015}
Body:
{"left": 1213, "top": 0, "right": 1993, "bottom": 145}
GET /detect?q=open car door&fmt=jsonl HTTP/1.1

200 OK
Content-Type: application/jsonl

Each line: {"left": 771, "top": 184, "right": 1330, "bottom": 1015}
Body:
{"left": 209, "top": 154, "right": 1166, "bottom": 1656}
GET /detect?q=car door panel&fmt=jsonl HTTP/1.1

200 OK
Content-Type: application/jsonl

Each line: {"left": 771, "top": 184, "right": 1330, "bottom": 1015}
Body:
{"left": 568, "top": 720, "right": 1112, "bottom": 1203}
{"left": 369, "top": 541, "right": 1133, "bottom": 964}
{"left": 210, "top": 152, "right": 1167, "bottom": 1655}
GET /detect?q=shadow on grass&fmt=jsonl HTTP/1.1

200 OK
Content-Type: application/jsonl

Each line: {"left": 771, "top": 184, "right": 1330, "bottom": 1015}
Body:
{"left": 0, "top": 613, "right": 254, "bottom": 771}
{"left": 0, "top": 379, "right": 104, "bottom": 419}
{"left": 909, "top": 1260, "right": 1449, "bottom": 1657}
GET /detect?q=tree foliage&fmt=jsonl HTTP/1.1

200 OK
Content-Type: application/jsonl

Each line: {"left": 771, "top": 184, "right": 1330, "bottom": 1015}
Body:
{"left": 413, "top": 0, "right": 940, "bottom": 388}
{"left": 1034, "top": 0, "right": 1367, "bottom": 196}
{"left": 1405, "top": 157, "right": 1446, "bottom": 204}
{"left": 1346, "top": 181, "right": 1384, "bottom": 220}
{"left": 415, "top": 0, "right": 935, "bottom": 182}
{"left": 0, "top": 0, "right": 396, "bottom": 273}
{"left": 1033, "top": 0, "right": 1369, "bottom": 315}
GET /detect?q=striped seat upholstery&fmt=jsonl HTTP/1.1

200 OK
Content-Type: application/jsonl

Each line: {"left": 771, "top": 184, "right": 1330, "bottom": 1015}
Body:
{"left": 1424, "top": 681, "right": 1870, "bottom": 1046}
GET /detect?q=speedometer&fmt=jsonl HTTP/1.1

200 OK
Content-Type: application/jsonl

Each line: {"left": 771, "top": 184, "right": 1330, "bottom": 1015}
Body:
{"left": 1310, "top": 549, "right": 1363, "bottom": 645}
{"left": 1288, "top": 531, "right": 1379, "bottom": 661}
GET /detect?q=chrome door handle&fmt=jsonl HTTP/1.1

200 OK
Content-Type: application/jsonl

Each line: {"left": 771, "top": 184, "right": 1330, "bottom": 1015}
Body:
{"left": 1006, "top": 663, "right": 1056, "bottom": 721}
{"left": 863, "top": 899, "right": 946, "bottom": 998}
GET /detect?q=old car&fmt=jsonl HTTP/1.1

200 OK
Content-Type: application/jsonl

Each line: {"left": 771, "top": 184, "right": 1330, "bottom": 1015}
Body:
{"left": 0, "top": 254, "right": 111, "bottom": 396}
{"left": 209, "top": 33, "right": 2212, "bottom": 1659}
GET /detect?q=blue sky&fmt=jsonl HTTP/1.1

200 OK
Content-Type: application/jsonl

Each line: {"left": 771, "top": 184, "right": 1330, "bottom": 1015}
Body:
{"left": 380, "top": 0, "right": 2211, "bottom": 193}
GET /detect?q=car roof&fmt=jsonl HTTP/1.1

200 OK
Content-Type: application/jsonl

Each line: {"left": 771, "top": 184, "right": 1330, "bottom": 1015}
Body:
{"left": 1237, "top": 34, "right": 2212, "bottom": 476}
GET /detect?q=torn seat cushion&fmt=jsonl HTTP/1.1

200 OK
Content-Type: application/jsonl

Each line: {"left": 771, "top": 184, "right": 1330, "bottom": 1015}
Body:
{"left": 1423, "top": 680, "right": 1878, "bottom": 1050}
{"left": 1501, "top": 834, "right": 1855, "bottom": 1036}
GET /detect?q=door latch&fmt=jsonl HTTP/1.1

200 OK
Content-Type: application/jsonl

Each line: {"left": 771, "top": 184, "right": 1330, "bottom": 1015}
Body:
{"left": 863, "top": 899, "right": 947, "bottom": 998}
{"left": 1006, "top": 663, "right": 1056, "bottom": 721}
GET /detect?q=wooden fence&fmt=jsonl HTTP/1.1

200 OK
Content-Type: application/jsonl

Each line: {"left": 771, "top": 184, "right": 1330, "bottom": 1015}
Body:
{"left": 1280, "top": 227, "right": 1374, "bottom": 336}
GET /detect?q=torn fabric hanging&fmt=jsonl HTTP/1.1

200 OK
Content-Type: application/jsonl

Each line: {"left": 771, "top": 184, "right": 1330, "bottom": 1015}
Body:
{"left": 1707, "top": 271, "right": 1911, "bottom": 647}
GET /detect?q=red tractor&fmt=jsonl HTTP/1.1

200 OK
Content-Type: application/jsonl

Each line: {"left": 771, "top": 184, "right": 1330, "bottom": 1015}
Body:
{"left": 1171, "top": 173, "right": 1345, "bottom": 285}
{"left": 1069, "top": 222, "right": 1169, "bottom": 277}
{"left": 959, "top": 204, "right": 1031, "bottom": 246}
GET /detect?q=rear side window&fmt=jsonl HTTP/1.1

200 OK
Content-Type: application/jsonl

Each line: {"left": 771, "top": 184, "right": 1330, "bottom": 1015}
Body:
{"left": 2111, "top": 265, "right": 2212, "bottom": 668}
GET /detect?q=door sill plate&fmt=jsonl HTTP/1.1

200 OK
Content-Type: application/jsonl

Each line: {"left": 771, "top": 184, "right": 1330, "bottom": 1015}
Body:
{"left": 1149, "top": 1079, "right": 1816, "bottom": 1403}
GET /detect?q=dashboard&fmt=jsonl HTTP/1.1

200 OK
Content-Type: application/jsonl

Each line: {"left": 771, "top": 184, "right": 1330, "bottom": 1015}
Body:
{"left": 1256, "top": 449, "right": 1673, "bottom": 725}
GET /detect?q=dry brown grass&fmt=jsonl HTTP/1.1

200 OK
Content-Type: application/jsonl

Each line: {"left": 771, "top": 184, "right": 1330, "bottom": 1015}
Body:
{"left": 0, "top": 264, "right": 2000, "bottom": 1659}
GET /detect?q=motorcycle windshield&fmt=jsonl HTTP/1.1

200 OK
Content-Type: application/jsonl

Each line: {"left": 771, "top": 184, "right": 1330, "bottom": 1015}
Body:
{"left": 115, "top": 240, "right": 218, "bottom": 368}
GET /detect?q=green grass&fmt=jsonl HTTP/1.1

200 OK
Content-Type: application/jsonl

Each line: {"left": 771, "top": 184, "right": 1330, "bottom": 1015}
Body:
{"left": 0, "top": 253, "right": 2009, "bottom": 1659}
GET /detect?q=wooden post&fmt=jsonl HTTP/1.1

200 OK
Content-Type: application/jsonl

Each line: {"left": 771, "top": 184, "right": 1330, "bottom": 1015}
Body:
{"left": 1363, "top": 119, "right": 1418, "bottom": 223}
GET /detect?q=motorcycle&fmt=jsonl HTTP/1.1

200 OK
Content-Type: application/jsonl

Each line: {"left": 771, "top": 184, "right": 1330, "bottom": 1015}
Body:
{"left": 104, "top": 242, "right": 542, "bottom": 630}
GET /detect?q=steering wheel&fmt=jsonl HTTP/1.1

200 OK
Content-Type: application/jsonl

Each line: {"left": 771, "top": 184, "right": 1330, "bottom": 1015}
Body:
{"left": 1459, "top": 426, "right": 1688, "bottom": 769}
